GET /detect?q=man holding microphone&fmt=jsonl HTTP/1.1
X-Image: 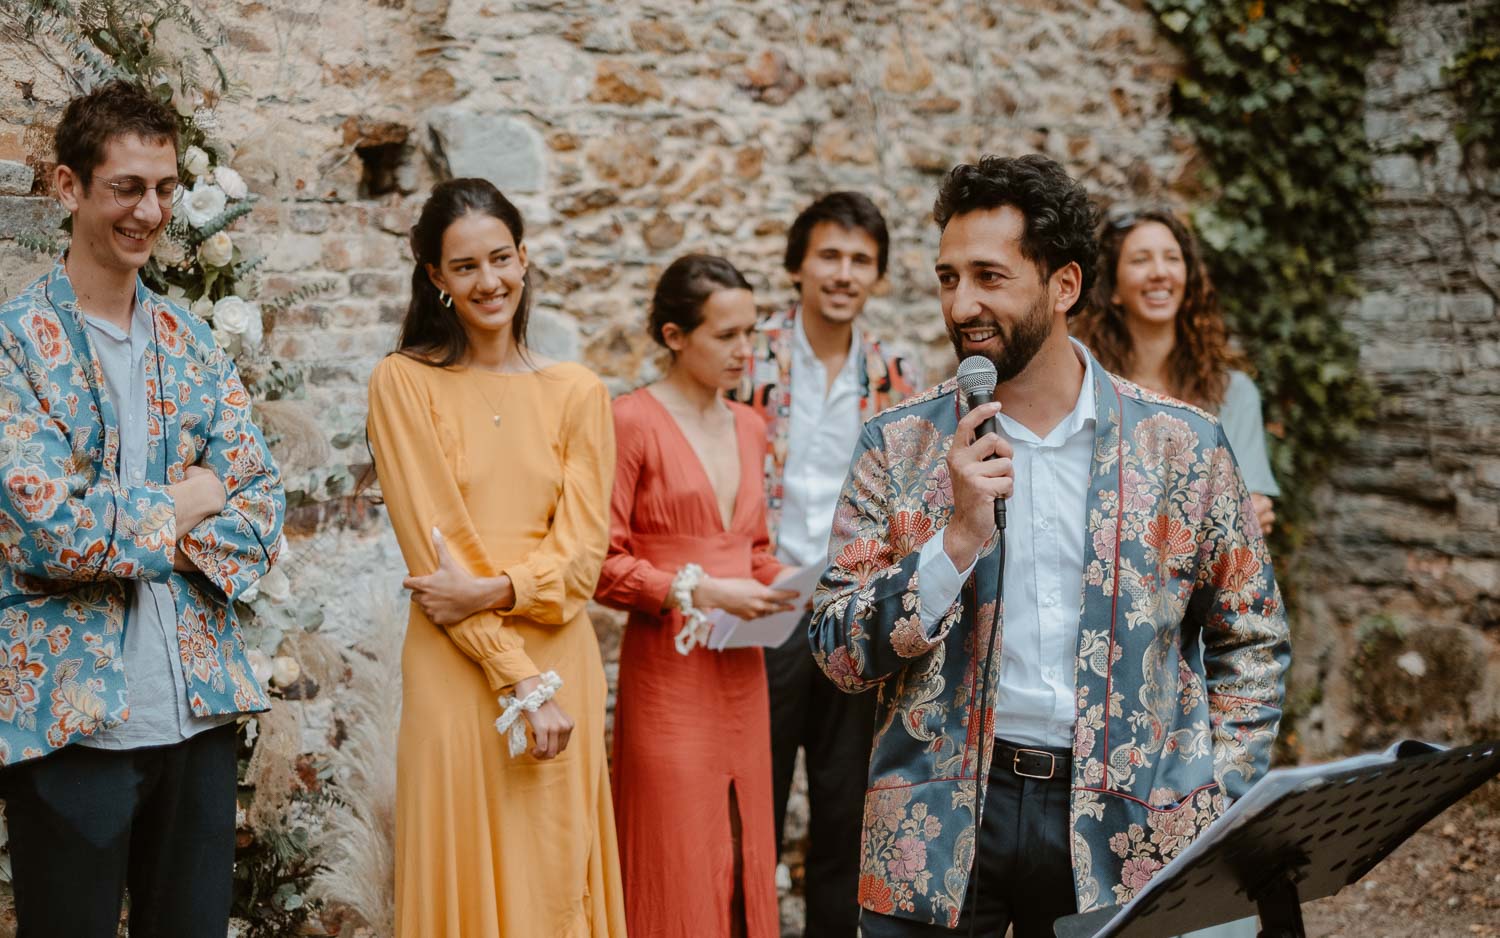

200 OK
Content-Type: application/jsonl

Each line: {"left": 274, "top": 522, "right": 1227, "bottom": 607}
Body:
{"left": 809, "top": 154, "right": 1289, "bottom": 936}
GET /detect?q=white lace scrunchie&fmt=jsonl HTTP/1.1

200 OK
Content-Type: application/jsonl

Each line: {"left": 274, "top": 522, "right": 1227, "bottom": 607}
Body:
{"left": 671, "top": 563, "right": 711, "bottom": 656}
{"left": 494, "top": 670, "right": 563, "bottom": 757}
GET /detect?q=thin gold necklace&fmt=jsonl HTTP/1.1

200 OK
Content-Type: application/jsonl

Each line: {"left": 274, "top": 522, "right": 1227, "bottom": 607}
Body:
{"left": 471, "top": 372, "right": 509, "bottom": 428}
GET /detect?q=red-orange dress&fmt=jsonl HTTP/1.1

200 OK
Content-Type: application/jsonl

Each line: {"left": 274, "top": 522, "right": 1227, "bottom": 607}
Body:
{"left": 595, "top": 389, "right": 782, "bottom": 938}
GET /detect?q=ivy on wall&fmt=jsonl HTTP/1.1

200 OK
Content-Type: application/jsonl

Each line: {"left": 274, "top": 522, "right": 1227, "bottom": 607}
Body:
{"left": 1446, "top": 0, "right": 1500, "bottom": 164}
{"left": 1146, "top": 0, "right": 1398, "bottom": 553}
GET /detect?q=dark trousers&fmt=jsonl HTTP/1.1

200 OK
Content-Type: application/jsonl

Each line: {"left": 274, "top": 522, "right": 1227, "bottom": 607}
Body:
{"left": 0, "top": 723, "right": 238, "bottom": 938}
{"left": 767, "top": 610, "right": 878, "bottom": 938}
{"left": 859, "top": 740, "right": 1077, "bottom": 938}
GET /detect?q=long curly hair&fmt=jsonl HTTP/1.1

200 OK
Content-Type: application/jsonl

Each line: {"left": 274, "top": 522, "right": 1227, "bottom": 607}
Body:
{"left": 1072, "top": 209, "right": 1247, "bottom": 411}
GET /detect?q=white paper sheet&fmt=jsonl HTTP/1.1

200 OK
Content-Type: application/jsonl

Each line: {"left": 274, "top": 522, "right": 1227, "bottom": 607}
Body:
{"left": 706, "top": 564, "right": 823, "bottom": 651}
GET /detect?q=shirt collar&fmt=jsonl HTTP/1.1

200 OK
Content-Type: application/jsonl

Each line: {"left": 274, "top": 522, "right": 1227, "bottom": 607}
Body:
{"left": 791, "top": 306, "right": 862, "bottom": 381}
{"left": 996, "top": 338, "right": 1096, "bottom": 446}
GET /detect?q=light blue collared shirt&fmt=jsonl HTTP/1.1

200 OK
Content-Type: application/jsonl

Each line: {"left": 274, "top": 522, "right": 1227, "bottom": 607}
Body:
{"left": 77, "top": 302, "right": 232, "bottom": 750}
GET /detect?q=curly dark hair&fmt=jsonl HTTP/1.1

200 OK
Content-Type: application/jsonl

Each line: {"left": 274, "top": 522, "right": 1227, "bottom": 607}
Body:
{"left": 784, "top": 191, "right": 890, "bottom": 277}
{"left": 398, "top": 178, "right": 532, "bottom": 367}
{"left": 55, "top": 80, "right": 179, "bottom": 185}
{"left": 1072, "top": 209, "right": 1248, "bottom": 411}
{"left": 932, "top": 154, "right": 1100, "bottom": 315}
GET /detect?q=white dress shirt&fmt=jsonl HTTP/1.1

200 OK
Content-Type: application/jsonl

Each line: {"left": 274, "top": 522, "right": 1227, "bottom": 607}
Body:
{"left": 777, "top": 316, "right": 866, "bottom": 568}
{"left": 918, "top": 340, "right": 1097, "bottom": 747}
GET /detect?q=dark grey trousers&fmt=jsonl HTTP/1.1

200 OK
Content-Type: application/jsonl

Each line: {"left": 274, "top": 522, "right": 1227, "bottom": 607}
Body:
{"left": 767, "top": 609, "right": 879, "bottom": 938}
{"left": 0, "top": 722, "right": 238, "bottom": 938}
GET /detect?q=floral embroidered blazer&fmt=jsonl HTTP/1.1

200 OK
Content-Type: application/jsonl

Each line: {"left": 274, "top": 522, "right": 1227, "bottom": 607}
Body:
{"left": 729, "top": 304, "right": 917, "bottom": 550}
{"left": 0, "top": 259, "right": 283, "bottom": 765}
{"left": 809, "top": 353, "right": 1289, "bottom": 927}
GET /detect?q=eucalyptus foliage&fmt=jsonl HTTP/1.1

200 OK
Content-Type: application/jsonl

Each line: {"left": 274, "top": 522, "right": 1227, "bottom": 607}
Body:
{"left": 1147, "top": 0, "right": 1396, "bottom": 551}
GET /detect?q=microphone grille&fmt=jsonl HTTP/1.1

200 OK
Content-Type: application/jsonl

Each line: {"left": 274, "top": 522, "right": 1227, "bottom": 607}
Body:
{"left": 956, "top": 355, "right": 998, "bottom": 398}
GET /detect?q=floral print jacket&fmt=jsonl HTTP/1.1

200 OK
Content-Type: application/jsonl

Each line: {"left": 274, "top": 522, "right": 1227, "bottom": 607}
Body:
{"left": 728, "top": 304, "right": 917, "bottom": 550}
{"left": 0, "top": 259, "right": 283, "bottom": 765}
{"left": 809, "top": 353, "right": 1289, "bottom": 927}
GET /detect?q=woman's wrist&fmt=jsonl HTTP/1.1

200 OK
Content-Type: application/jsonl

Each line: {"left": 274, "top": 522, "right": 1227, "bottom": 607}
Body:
{"left": 474, "top": 574, "right": 514, "bottom": 613}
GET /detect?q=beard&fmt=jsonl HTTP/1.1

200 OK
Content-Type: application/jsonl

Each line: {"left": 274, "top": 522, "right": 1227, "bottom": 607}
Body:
{"left": 947, "top": 290, "right": 1055, "bottom": 383}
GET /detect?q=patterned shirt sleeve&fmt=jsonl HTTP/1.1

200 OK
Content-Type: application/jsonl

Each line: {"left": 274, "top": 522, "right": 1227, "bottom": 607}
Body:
{"left": 176, "top": 341, "right": 286, "bottom": 600}
{"left": 808, "top": 420, "right": 964, "bottom": 693}
{"left": 0, "top": 318, "right": 176, "bottom": 583}
{"left": 1191, "top": 422, "right": 1291, "bottom": 800}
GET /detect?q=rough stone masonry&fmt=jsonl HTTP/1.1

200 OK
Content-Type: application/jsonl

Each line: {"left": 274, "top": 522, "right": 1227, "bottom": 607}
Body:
{"left": 0, "top": 0, "right": 1496, "bottom": 929}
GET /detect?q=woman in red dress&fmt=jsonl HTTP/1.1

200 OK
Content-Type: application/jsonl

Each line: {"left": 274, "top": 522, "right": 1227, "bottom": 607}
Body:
{"left": 596, "top": 254, "right": 799, "bottom": 938}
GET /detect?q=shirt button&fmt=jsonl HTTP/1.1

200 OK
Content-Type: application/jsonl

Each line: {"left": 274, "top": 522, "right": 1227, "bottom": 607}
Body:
{"left": 131, "top": 469, "right": 144, "bottom": 483}
{"left": 1038, "top": 518, "right": 1051, "bottom": 530}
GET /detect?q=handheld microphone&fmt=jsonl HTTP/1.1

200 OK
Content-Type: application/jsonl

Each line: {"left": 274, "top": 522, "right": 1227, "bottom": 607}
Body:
{"left": 956, "top": 355, "right": 1006, "bottom": 534}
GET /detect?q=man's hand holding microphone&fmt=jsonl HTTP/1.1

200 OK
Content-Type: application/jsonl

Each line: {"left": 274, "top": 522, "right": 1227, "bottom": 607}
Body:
{"left": 944, "top": 356, "right": 1014, "bottom": 573}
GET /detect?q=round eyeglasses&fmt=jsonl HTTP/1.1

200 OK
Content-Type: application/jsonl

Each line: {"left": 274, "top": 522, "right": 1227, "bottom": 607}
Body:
{"left": 102, "top": 177, "right": 185, "bottom": 209}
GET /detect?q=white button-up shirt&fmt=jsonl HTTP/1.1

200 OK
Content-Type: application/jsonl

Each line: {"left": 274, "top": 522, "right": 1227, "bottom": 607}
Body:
{"left": 918, "top": 340, "right": 1096, "bottom": 747}
{"left": 777, "top": 316, "right": 866, "bottom": 568}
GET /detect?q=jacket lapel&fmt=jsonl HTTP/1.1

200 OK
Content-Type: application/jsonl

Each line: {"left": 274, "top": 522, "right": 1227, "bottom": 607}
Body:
{"left": 44, "top": 260, "right": 121, "bottom": 479}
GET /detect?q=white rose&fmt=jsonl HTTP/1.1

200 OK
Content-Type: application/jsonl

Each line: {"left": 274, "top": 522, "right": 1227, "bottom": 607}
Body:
{"left": 246, "top": 649, "right": 273, "bottom": 685}
{"left": 197, "top": 231, "right": 233, "bottom": 268}
{"left": 258, "top": 566, "right": 290, "bottom": 602}
{"left": 181, "top": 180, "right": 227, "bottom": 229}
{"left": 182, "top": 145, "right": 211, "bottom": 178}
{"left": 191, "top": 296, "right": 214, "bottom": 320}
{"left": 271, "top": 655, "right": 301, "bottom": 688}
{"left": 214, "top": 166, "right": 248, "bottom": 200}
{"left": 213, "top": 295, "right": 252, "bottom": 335}
{"left": 213, "top": 328, "right": 240, "bottom": 354}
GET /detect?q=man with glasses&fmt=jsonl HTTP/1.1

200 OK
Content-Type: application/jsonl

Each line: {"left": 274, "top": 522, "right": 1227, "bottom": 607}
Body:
{"left": 0, "top": 79, "right": 284, "bottom": 937}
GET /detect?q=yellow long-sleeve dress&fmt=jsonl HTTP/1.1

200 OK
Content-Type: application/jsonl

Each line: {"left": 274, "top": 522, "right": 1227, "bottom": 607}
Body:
{"left": 366, "top": 352, "right": 627, "bottom": 938}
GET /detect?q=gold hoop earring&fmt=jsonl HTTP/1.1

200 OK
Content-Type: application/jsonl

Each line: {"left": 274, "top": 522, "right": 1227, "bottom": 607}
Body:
{"left": 439, "top": 290, "right": 453, "bottom": 308}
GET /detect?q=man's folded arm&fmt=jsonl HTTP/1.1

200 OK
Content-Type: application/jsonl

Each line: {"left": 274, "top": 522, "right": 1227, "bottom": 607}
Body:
{"left": 0, "top": 338, "right": 176, "bottom": 583}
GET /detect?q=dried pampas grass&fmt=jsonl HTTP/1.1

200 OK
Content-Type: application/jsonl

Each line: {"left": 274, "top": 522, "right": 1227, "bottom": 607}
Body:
{"left": 309, "top": 597, "right": 405, "bottom": 936}
{"left": 243, "top": 699, "right": 304, "bottom": 835}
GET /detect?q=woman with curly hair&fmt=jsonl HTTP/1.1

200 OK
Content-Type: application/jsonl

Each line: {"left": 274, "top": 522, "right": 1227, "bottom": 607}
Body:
{"left": 1073, "top": 209, "right": 1279, "bottom": 535}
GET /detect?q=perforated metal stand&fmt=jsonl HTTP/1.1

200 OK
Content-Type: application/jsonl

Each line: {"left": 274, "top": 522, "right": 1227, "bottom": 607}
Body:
{"left": 1052, "top": 739, "right": 1500, "bottom": 938}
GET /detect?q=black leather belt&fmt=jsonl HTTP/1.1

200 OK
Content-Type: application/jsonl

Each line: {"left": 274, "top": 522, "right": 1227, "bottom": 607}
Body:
{"left": 995, "top": 739, "right": 1072, "bottom": 781}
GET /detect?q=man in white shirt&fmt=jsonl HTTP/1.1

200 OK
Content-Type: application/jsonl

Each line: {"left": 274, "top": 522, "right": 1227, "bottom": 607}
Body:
{"left": 809, "top": 156, "right": 1289, "bottom": 936}
{"left": 730, "top": 192, "right": 916, "bottom": 937}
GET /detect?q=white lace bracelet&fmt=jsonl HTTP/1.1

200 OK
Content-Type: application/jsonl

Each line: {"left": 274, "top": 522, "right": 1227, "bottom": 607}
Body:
{"left": 494, "top": 670, "right": 563, "bottom": 757}
{"left": 671, "top": 563, "right": 712, "bottom": 656}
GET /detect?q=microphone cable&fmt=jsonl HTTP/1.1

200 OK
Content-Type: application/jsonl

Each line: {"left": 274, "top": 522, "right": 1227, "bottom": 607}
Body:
{"left": 965, "top": 529, "right": 1004, "bottom": 938}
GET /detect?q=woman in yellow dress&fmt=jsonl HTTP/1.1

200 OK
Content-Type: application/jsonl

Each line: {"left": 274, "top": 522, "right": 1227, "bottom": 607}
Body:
{"left": 366, "top": 177, "right": 626, "bottom": 937}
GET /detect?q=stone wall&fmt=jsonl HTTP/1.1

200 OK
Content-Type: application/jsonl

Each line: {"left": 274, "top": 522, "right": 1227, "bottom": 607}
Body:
{"left": 1294, "top": 0, "right": 1500, "bottom": 758}
{"left": 3, "top": 0, "right": 1494, "bottom": 931}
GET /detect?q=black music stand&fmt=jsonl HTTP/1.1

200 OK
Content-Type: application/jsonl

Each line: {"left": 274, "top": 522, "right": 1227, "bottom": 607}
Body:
{"left": 1053, "top": 738, "right": 1500, "bottom": 938}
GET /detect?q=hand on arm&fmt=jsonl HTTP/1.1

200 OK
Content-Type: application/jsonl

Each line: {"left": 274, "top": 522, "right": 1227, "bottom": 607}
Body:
{"left": 1251, "top": 494, "right": 1275, "bottom": 536}
{"left": 169, "top": 466, "right": 226, "bottom": 571}
{"left": 942, "top": 401, "right": 1012, "bottom": 571}
{"left": 403, "top": 528, "right": 516, "bottom": 626}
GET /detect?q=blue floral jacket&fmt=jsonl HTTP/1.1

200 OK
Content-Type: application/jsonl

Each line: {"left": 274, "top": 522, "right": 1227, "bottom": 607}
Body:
{"left": 0, "top": 259, "right": 283, "bottom": 765}
{"left": 809, "top": 354, "right": 1290, "bottom": 926}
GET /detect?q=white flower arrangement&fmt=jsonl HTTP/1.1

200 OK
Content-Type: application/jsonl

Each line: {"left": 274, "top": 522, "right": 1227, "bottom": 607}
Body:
{"left": 182, "top": 144, "right": 211, "bottom": 177}
{"left": 181, "top": 179, "right": 227, "bottom": 228}
{"left": 197, "top": 230, "right": 233, "bottom": 267}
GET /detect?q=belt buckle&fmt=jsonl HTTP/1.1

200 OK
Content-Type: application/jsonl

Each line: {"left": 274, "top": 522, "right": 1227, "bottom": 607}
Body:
{"left": 1013, "top": 747, "right": 1056, "bottom": 780}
